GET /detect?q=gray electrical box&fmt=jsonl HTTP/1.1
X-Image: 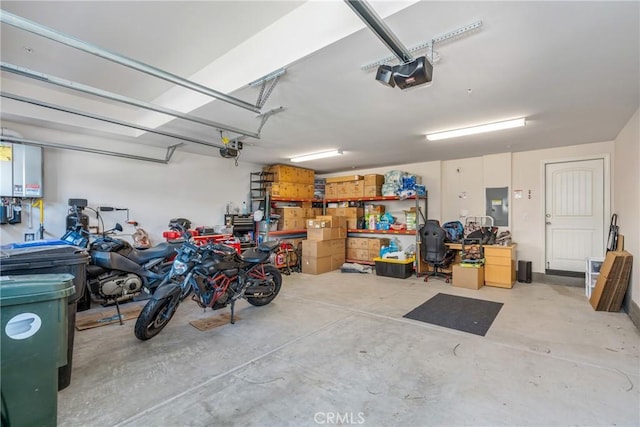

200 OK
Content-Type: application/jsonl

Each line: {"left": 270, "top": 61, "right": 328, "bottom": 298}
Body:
{"left": 0, "top": 143, "right": 43, "bottom": 197}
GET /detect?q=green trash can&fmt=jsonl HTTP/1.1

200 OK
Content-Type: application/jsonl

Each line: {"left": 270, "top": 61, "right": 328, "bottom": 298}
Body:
{"left": 0, "top": 273, "right": 74, "bottom": 427}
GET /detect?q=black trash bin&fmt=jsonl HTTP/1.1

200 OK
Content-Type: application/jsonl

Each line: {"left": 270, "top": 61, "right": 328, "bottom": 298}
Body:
{"left": 0, "top": 241, "right": 90, "bottom": 390}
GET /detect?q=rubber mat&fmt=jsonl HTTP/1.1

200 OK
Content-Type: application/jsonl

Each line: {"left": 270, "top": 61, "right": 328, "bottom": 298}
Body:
{"left": 75, "top": 301, "right": 146, "bottom": 330}
{"left": 189, "top": 313, "right": 238, "bottom": 331}
{"left": 403, "top": 293, "right": 503, "bottom": 336}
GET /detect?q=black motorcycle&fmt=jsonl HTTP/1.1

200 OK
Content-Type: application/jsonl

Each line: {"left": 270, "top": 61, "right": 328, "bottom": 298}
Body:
{"left": 63, "top": 222, "right": 184, "bottom": 314}
{"left": 134, "top": 239, "right": 282, "bottom": 340}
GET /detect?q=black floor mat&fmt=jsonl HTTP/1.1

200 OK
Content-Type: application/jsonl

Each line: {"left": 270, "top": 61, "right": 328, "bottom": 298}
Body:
{"left": 403, "top": 293, "right": 503, "bottom": 336}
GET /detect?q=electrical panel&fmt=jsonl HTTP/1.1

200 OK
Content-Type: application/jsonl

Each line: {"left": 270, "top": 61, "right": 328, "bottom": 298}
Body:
{"left": 0, "top": 143, "right": 43, "bottom": 197}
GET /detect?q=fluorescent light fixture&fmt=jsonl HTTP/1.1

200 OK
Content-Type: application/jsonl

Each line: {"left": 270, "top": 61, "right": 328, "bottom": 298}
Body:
{"left": 290, "top": 150, "right": 343, "bottom": 163}
{"left": 426, "top": 118, "right": 526, "bottom": 141}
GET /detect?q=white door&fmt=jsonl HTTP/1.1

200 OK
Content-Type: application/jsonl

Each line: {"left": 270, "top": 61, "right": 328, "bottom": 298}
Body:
{"left": 545, "top": 159, "right": 605, "bottom": 272}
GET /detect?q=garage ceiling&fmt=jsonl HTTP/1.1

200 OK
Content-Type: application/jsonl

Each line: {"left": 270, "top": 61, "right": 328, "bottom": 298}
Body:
{"left": 1, "top": 1, "right": 638, "bottom": 173}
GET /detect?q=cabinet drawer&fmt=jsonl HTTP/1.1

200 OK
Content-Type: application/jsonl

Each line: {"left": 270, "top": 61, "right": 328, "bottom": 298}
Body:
{"left": 484, "top": 264, "right": 515, "bottom": 288}
{"left": 484, "top": 246, "right": 514, "bottom": 258}
{"left": 485, "top": 256, "right": 512, "bottom": 267}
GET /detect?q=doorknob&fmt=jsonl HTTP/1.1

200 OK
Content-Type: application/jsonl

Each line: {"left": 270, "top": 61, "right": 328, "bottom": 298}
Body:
{"left": 546, "top": 221, "right": 552, "bottom": 225}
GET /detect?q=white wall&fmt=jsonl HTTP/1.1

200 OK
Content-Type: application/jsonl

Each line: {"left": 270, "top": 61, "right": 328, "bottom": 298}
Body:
{"left": 613, "top": 108, "right": 639, "bottom": 310}
{"left": 0, "top": 124, "right": 261, "bottom": 246}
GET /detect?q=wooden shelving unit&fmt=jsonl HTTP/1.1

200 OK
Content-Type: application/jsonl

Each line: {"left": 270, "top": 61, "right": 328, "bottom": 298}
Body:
{"left": 347, "top": 229, "right": 416, "bottom": 235}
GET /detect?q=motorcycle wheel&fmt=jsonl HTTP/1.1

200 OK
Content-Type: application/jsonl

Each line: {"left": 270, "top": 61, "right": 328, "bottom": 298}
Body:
{"left": 246, "top": 264, "right": 282, "bottom": 307}
{"left": 134, "top": 297, "right": 178, "bottom": 341}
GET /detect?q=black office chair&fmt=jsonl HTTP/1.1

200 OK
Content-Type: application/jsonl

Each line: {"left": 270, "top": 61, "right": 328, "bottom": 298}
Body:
{"left": 420, "top": 219, "right": 456, "bottom": 283}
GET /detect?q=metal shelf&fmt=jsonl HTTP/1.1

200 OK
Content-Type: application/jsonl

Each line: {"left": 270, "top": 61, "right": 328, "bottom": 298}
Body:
{"left": 347, "top": 229, "right": 417, "bottom": 235}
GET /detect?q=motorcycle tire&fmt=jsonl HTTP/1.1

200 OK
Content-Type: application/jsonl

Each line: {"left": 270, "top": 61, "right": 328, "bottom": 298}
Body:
{"left": 134, "top": 297, "right": 178, "bottom": 341}
{"left": 246, "top": 264, "right": 282, "bottom": 307}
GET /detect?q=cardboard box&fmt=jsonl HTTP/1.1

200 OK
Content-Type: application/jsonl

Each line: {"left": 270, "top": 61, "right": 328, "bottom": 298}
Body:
{"left": 302, "top": 239, "right": 346, "bottom": 258}
{"left": 346, "top": 248, "right": 369, "bottom": 261}
{"left": 364, "top": 186, "right": 382, "bottom": 197}
{"left": 278, "top": 218, "right": 305, "bottom": 231}
{"left": 452, "top": 265, "right": 485, "bottom": 289}
{"left": 306, "top": 227, "right": 346, "bottom": 241}
{"left": 316, "top": 215, "right": 347, "bottom": 229}
{"left": 334, "top": 207, "right": 364, "bottom": 218}
{"left": 325, "top": 182, "right": 338, "bottom": 199}
{"left": 347, "top": 237, "right": 369, "bottom": 249}
{"left": 364, "top": 174, "right": 385, "bottom": 186}
{"left": 273, "top": 207, "right": 303, "bottom": 219}
{"left": 266, "top": 165, "right": 314, "bottom": 184}
{"left": 368, "top": 237, "right": 390, "bottom": 253}
{"left": 306, "top": 218, "right": 330, "bottom": 229}
{"left": 351, "top": 181, "right": 365, "bottom": 198}
{"left": 346, "top": 217, "right": 359, "bottom": 230}
{"left": 270, "top": 182, "right": 295, "bottom": 198}
{"left": 302, "top": 256, "right": 332, "bottom": 274}
{"left": 325, "top": 175, "right": 363, "bottom": 183}
{"left": 302, "top": 253, "right": 345, "bottom": 274}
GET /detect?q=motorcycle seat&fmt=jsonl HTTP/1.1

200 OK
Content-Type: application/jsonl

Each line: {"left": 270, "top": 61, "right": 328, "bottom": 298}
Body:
{"left": 128, "top": 242, "right": 180, "bottom": 264}
{"left": 240, "top": 249, "right": 270, "bottom": 264}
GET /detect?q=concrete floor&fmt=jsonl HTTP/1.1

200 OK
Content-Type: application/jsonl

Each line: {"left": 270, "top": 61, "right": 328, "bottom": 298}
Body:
{"left": 59, "top": 271, "right": 640, "bottom": 426}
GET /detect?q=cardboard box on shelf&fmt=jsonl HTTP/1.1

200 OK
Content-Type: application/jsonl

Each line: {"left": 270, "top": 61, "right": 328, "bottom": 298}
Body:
{"left": 351, "top": 181, "right": 365, "bottom": 198}
{"left": 368, "top": 238, "right": 390, "bottom": 254}
{"left": 278, "top": 218, "right": 305, "bottom": 231}
{"left": 364, "top": 174, "right": 385, "bottom": 186}
{"left": 346, "top": 217, "right": 359, "bottom": 230}
{"left": 325, "top": 175, "right": 364, "bottom": 183}
{"left": 346, "top": 248, "right": 369, "bottom": 261}
{"left": 273, "top": 207, "right": 303, "bottom": 219}
{"left": 265, "top": 165, "right": 314, "bottom": 184}
{"left": 364, "top": 186, "right": 382, "bottom": 197}
{"left": 347, "top": 237, "right": 369, "bottom": 249}
{"left": 306, "top": 218, "right": 330, "bottom": 229}
{"left": 325, "top": 183, "right": 338, "bottom": 199}
{"left": 452, "top": 265, "right": 484, "bottom": 289}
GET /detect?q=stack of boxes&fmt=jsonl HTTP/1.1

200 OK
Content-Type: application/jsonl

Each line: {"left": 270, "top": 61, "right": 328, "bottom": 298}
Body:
{"left": 272, "top": 205, "right": 322, "bottom": 231}
{"left": 324, "top": 174, "right": 385, "bottom": 199}
{"left": 364, "top": 174, "right": 384, "bottom": 197}
{"left": 324, "top": 175, "right": 364, "bottom": 199}
{"left": 266, "top": 164, "right": 315, "bottom": 199}
{"left": 324, "top": 206, "right": 364, "bottom": 230}
{"left": 302, "top": 216, "right": 347, "bottom": 274}
{"left": 346, "top": 237, "right": 390, "bottom": 263}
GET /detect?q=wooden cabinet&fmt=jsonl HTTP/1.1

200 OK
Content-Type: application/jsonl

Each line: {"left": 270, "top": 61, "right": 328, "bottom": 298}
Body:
{"left": 483, "top": 244, "right": 517, "bottom": 288}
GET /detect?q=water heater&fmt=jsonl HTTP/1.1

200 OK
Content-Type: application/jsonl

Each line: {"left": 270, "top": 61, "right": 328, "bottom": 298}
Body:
{"left": 0, "top": 143, "right": 43, "bottom": 197}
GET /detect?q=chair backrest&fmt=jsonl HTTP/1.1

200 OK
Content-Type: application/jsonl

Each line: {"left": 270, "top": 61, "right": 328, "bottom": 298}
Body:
{"left": 421, "top": 219, "right": 448, "bottom": 264}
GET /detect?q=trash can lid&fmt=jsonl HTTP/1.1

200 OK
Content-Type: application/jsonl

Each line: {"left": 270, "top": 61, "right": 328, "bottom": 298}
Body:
{"left": 0, "top": 274, "right": 75, "bottom": 306}
{"left": 0, "top": 244, "right": 89, "bottom": 272}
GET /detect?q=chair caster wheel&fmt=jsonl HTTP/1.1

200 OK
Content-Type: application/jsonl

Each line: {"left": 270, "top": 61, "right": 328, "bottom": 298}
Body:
{"left": 424, "top": 277, "right": 429, "bottom": 282}
{"left": 445, "top": 278, "right": 450, "bottom": 283}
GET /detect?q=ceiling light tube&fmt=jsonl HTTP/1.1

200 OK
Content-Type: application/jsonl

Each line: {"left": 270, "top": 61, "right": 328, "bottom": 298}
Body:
{"left": 426, "top": 118, "right": 526, "bottom": 141}
{"left": 290, "top": 150, "right": 343, "bottom": 163}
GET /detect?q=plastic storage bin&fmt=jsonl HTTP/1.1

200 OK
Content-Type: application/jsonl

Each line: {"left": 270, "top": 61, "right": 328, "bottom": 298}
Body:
{"left": 0, "top": 243, "right": 89, "bottom": 390}
{"left": 373, "top": 257, "right": 415, "bottom": 279}
{"left": 0, "top": 274, "right": 74, "bottom": 426}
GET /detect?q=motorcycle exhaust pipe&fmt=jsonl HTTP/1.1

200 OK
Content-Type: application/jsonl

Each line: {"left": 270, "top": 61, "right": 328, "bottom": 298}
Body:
{"left": 244, "top": 285, "right": 273, "bottom": 295}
